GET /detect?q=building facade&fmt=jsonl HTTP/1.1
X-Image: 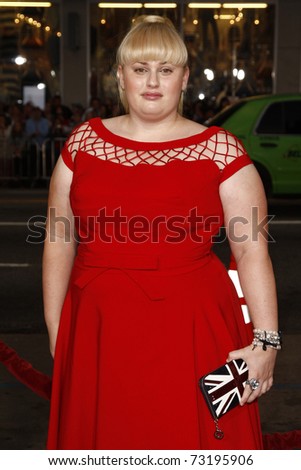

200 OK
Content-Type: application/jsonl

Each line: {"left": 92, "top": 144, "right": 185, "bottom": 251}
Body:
{"left": 0, "top": 0, "right": 300, "bottom": 111}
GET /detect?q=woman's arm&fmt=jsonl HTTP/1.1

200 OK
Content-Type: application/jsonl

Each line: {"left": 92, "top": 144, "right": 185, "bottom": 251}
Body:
{"left": 42, "top": 156, "right": 77, "bottom": 357}
{"left": 219, "top": 164, "right": 279, "bottom": 404}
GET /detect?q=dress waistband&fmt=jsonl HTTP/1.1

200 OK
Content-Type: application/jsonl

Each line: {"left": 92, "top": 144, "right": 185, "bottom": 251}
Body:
{"left": 72, "top": 250, "right": 213, "bottom": 301}
{"left": 76, "top": 250, "right": 212, "bottom": 271}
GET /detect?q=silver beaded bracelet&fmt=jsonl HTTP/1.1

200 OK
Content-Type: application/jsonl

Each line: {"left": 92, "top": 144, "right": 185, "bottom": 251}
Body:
{"left": 252, "top": 328, "right": 282, "bottom": 351}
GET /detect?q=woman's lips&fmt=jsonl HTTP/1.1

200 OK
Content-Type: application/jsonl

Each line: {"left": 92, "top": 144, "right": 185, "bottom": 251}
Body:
{"left": 142, "top": 93, "right": 163, "bottom": 100}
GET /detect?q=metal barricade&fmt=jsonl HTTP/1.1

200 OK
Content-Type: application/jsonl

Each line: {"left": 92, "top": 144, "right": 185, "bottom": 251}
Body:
{"left": 0, "top": 137, "right": 12, "bottom": 179}
{"left": 23, "top": 139, "right": 42, "bottom": 180}
{"left": 41, "top": 137, "right": 66, "bottom": 179}
{"left": 0, "top": 136, "right": 67, "bottom": 183}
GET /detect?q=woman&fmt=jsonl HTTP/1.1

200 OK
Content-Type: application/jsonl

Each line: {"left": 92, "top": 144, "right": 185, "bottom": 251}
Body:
{"left": 43, "top": 16, "right": 280, "bottom": 450}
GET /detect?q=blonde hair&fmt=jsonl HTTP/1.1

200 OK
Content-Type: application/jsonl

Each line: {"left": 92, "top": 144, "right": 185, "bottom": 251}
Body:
{"left": 116, "top": 15, "right": 188, "bottom": 113}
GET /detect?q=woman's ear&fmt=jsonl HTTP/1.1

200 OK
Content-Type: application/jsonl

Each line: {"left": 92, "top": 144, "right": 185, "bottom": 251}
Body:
{"left": 117, "top": 65, "right": 125, "bottom": 90}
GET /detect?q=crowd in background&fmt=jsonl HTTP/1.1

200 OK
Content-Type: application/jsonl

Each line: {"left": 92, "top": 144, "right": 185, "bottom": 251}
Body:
{"left": 0, "top": 93, "right": 231, "bottom": 184}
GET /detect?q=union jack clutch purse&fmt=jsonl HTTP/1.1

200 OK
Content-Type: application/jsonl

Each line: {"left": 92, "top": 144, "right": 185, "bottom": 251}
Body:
{"left": 199, "top": 359, "right": 249, "bottom": 421}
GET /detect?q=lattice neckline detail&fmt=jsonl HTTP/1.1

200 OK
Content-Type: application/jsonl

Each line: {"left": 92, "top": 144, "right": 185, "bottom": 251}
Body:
{"left": 66, "top": 120, "right": 247, "bottom": 170}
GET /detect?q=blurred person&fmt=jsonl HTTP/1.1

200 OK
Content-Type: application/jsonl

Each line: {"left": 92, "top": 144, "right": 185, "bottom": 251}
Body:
{"left": 0, "top": 113, "right": 11, "bottom": 139}
{"left": 9, "top": 118, "right": 27, "bottom": 178}
{"left": 25, "top": 106, "right": 50, "bottom": 181}
{"left": 50, "top": 106, "right": 72, "bottom": 138}
{"left": 69, "top": 110, "right": 83, "bottom": 130}
{"left": 0, "top": 113, "right": 12, "bottom": 177}
{"left": 192, "top": 99, "right": 207, "bottom": 124}
{"left": 23, "top": 101, "right": 34, "bottom": 120}
{"left": 25, "top": 106, "right": 50, "bottom": 147}
{"left": 50, "top": 94, "right": 72, "bottom": 121}
{"left": 82, "top": 97, "right": 107, "bottom": 121}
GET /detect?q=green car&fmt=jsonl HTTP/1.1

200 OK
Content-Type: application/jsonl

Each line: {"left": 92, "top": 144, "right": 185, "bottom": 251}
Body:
{"left": 206, "top": 93, "right": 301, "bottom": 196}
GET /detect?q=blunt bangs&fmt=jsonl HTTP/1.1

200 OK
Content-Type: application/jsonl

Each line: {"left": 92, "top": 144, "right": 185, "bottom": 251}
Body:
{"left": 117, "top": 22, "right": 188, "bottom": 67}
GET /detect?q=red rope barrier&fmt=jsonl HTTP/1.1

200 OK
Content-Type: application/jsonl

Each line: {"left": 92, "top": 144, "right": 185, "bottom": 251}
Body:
{"left": 263, "top": 430, "right": 301, "bottom": 450}
{"left": 0, "top": 339, "right": 51, "bottom": 400}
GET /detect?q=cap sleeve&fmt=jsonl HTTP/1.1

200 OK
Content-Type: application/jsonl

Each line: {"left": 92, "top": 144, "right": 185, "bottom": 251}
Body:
{"left": 60, "top": 122, "right": 86, "bottom": 172}
{"left": 61, "top": 143, "right": 74, "bottom": 171}
{"left": 218, "top": 130, "right": 253, "bottom": 183}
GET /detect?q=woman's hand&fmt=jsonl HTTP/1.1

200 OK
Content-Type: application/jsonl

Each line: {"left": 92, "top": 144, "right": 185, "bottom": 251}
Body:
{"left": 227, "top": 344, "right": 278, "bottom": 405}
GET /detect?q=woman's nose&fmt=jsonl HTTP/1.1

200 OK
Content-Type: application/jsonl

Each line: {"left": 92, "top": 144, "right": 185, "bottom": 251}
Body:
{"left": 147, "top": 70, "right": 159, "bottom": 87}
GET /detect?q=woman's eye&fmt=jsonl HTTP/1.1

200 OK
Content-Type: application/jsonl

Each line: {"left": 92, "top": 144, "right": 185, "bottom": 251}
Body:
{"left": 134, "top": 68, "right": 147, "bottom": 74}
{"left": 160, "top": 68, "right": 173, "bottom": 75}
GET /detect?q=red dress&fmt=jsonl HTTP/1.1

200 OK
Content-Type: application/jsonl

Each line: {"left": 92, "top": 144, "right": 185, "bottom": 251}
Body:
{"left": 46, "top": 118, "right": 263, "bottom": 450}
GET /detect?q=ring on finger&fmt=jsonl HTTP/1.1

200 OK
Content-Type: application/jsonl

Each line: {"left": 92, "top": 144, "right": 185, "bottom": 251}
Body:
{"left": 246, "top": 378, "right": 260, "bottom": 391}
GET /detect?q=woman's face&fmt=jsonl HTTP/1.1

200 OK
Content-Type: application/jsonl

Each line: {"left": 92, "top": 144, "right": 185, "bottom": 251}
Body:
{"left": 118, "top": 61, "right": 189, "bottom": 120}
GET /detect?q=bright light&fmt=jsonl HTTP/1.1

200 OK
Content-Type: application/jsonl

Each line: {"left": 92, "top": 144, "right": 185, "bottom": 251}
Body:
{"left": 37, "top": 83, "right": 46, "bottom": 90}
{"left": 188, "top": 3, "right": 222, "bottom": 8}
{"left": 14, "top": 56, "right": 27, "bottom": 65}
{"left": 144, "top": 3, "right": 177, "bottom": 7}
{"left": 219, "top": 14, "right": 236, "bottom": 19}
{"left": 50, "top": 70, "right": 56, "bottom": 77}
{"left": 98, "top": 3, "right": 143, "bottom": 7}
{"left": 198, "top": 93, "right": 205, "bottom": 100}
{"left": 0, "top": 2, "right": 52, "bottom": 6}
{"left": 233, "top": 68, "right": 245, "bottom": 80}
{"left": 204, "top": 68, "right": 214, "bottom": 81}
{"left": 237, "top": 69, "right": 245, "bottom": 80}
{"left": 222, "top": 3, "right": 267, "bottom": 8}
